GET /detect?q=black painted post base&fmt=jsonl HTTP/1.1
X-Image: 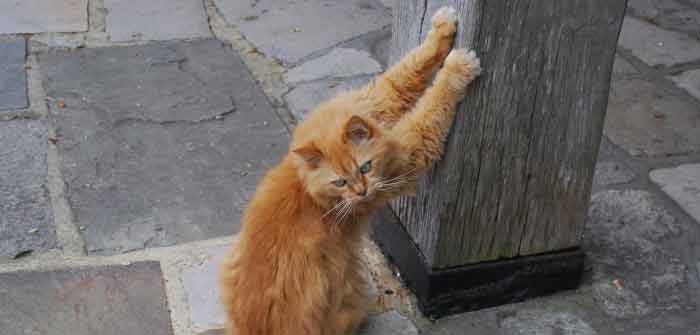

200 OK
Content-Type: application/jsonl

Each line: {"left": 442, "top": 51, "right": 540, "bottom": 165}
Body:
{"left": 371, "top": 207, "right": 585, "bottom": 319}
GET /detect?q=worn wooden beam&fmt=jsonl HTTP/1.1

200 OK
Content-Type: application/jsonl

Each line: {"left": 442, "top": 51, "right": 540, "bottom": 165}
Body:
{"left": 389, "top": 0, "right": 627, "bottom": 269}
{"left": 374, "top": 0, "right": 627, "bottom": 316}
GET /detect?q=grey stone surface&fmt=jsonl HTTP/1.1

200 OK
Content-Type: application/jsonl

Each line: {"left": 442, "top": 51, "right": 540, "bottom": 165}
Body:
{"left": 425, "top": 308, "right": 501, "bottom": 335}
{"left": 0, "top": 0, "right": 88, "bottom": 34}
{"left": 501, "top": 311, "right": 598, "bottom": 335}
{"left": 182, "top": 246, "right": 228, "bottom": 334}
{"left": 671, "top": 69, "right": 700, "bottom": 101}
{"left": 285, "top": 48, "right": 382, "bottom": 84}
{"left": 650, "top": 163, "right": 700, "bottom": 222}
{"left": 586, "top": 190, "right": 679, "bottom": 265}
{"left": 423, "top": 294, "right": 609, "bottom": 335}
{"left": 338, "top": 26, "right": 392, "bottom": 68}
{"left": 592, "top": 281, "right": 652, "bottom": 318}
{"left": 605, "top": 76, "right": 700, "bottom": 157}
{"left": 585, "top": 190, "right": 694, "bottom": 312}
{"left": 618, "top": 17, "right": 700, "bottom": 67}
{"left": 360, "top": 311, "right": 418, "bottom": 335}
{"left": 0, "top": 120, "right": 55, "bottom": 259}
{"left": 285, "top": 76, "right": 372, "bottom": 120}
{"left": 592, "top": 161, "right": 636, "bottom": 189}
{"left": 213, "top": 0, "right": 391, "bottom": 65}
{"left": 0, "top": 37, "right": 27, "bottom": 111}
{"left": 0, "top": 262, "right": 173, "bottom": 335}
{"left": 40, "top": 40, "right": 288, "bottom": 255}
{"left": 105, "top": 0, "right": 211, "bottom": 42}
{"left": 627, "top": 0, "right": 700, "bottom": 39}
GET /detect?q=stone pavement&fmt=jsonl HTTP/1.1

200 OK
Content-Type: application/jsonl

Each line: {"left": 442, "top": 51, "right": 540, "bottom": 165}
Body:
{"left": 0, "top": 0, "right": 699, "bottom": 334}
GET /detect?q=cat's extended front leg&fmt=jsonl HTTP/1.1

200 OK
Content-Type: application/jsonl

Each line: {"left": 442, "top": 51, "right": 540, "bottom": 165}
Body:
{"left": 394, "top": 49, "right": 481, "bottom": 174}
{"left": 367, "top": 7, "right": 458, "bottom": 128}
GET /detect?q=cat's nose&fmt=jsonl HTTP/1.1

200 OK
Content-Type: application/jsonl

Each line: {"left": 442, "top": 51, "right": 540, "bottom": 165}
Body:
{"left": 357, "top": 189, "right": 367, "bottom": 197}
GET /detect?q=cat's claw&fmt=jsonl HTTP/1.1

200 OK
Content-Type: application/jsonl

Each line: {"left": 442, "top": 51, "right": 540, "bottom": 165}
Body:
{"left": 445, "top": 49, "right": 482, "bottom": 89}
{"left": 446, "top": 49, "right": 481, "bottom": 77}
{"left": 432, "top": 6, "right": 458, "bottom": 36}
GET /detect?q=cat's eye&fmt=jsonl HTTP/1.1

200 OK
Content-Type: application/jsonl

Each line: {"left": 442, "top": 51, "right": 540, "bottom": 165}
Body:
{"left": 359, "top": 160, "right": 372, "bottom": 174}
{"left": 332, "top": 179, "right": 347, "bottom": 187}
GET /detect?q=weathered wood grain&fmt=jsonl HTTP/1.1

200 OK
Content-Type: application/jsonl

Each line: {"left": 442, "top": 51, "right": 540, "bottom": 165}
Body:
{"left": 391, "top": 0, "right": 627, "bottom": 268}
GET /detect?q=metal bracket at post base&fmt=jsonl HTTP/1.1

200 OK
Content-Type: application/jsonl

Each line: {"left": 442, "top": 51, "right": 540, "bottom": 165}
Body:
{"left": 371, "top": 207, "right": 585, "bottom": 319}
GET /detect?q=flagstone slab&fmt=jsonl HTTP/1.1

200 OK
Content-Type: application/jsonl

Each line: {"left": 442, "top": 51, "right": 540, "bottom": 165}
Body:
{"left": 285, "top": 48, "right": 382, "bottom": 85}
{"left": 618, "top": 17, "right": 700, "bottom": 67}
{"left": 0, "top": 37, "right": 27, "bottom": 111}
{"left": 0, "top": 0, "right": 88, "bottom": 34}
{"left": 40, "top": 40, "right": 288, "bottom": 255}
{"left": 105, "top": 0, "right": 211, "bottom": 42}
{"left": 360, "top": 311, "right": 419, "bottom": 335}
{"left": 285, "top": 76, "right": 372, "bottom": 120}
{"left": 501, "top": 311, "right": 598, "bottom": 335}
{"left": 213, "top": 0, "right": 391, "bottom": 65}
{"left": 0, "top": 120, "right": 55, "bottom": 260}
{"left": 627, "top": 0, "right": 700, "bottom": 39}
{"left": 671, "top": 69, "right": 700, "bottom": 101}
{"left": 604, "top": 76, "right": 700, "bottom": 157}
{"left": 0, "top": 262, "right": 173, "bottom": 335}
{"left": 586, "top": 190, "right": 693, "bottom": 311}
{"left": 593, "top": 161, "right": 636, "bottom": 189}
{"left": 182, "top": 246, "right": 228, "bottom": 334}
{"left": 650, "top": 163, "right": 700, "bottom": 223}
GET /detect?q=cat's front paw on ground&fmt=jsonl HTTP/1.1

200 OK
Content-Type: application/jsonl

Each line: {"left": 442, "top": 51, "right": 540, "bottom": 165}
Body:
{"left": 431, "top": 6, "right": 457, "bottom": 37}
{"left": 444, "top": 49, "right": 482, "bottom": 89}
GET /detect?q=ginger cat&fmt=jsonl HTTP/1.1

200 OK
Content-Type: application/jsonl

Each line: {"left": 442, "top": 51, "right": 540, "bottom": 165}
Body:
{"left": 220, "top": 7, "right": 481, "bottom": 335}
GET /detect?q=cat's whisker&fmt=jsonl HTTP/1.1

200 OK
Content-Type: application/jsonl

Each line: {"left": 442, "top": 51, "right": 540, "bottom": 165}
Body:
{"left": 329, "top": 200, "right": 348, "bottom": 224}
{"left": 379, "top": 179, "right": 408, "bottom": 187}
{"left": 337, "top": 200, "right": 355, "bottom": 224}
{"left": 375, "top": 176, "right": 411, "bottom": 192}
{"left": 335, "top": 208, "right": 351, "bottom": 226}
{"left": 323, "top": 200, "right": 347, "bottom": 220}
{"left": 382, "top": 168, "right": 418, "bottom": 184}
{"left": 374, "top": 168, "right": 418, "bottom": 192}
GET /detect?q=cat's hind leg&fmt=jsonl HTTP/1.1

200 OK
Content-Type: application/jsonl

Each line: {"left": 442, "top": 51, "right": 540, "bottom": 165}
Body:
{"left": 393, "top": 49, "right": 481, "bottom": 173}
{"left": 368, "top": 7, "right": 458, "bottom": 128}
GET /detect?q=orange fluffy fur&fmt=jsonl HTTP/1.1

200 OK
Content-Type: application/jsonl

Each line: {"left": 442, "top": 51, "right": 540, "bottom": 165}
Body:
{"left": 220, "top": 7, "right": 481, "bottom": 335}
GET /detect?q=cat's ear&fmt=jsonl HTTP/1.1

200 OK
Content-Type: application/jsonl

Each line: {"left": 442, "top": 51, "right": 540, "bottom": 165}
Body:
{"left": 293, "top": 143, "right": 323, "bottom": 167}
{"left": 344, "top": 115, "right": 373, "bottom": 145}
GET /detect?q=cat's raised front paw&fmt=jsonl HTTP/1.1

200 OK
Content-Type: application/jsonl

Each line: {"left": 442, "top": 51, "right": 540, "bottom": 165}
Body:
{"left": 431, "top": 6, "right": 457, "bottom": 36}
{"left": 444, "top": 49, "right": 482, "bottom": 88}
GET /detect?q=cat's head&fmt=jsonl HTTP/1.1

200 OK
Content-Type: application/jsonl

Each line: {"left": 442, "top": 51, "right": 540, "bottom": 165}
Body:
{"left": 292, "top": 115, "right": 399, "bottom": 215}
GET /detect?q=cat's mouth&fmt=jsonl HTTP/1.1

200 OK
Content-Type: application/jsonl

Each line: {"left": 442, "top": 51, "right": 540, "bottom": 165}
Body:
{"left": 349, "top": 191, "right": 375, "bottom": 204}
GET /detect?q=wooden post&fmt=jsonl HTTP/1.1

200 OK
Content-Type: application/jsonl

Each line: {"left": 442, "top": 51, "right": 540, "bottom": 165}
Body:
{"left": 372, "top": 0, "right": 627, "bottom": 318}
